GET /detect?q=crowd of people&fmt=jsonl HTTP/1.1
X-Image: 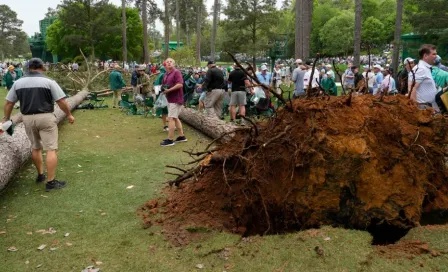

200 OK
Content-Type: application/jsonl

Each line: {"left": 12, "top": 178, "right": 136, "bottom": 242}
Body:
{"left": 104, "top": 44, "right": 448, "bottom": 148}
{"left": 1, "top": 44, "right": 447, "bottom": 192}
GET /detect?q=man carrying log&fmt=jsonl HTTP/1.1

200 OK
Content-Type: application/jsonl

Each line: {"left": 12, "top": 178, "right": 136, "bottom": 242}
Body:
{"left": 1, "top": 58, "right": 75, "bottom": 192}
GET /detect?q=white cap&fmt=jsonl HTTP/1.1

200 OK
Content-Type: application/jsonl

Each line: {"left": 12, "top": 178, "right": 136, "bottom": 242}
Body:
{"left": 373, "top": 64, "right": 382, "bottom": 69}
{"left": 325, "top": 64, "right": 331, "bottom": 68}
{"left": 403, "top": 57, "right": 415, "bottom": 65}
{"left": 295, "top": 59, "right": 303, "bottom": 64}
{"left": 261, "top": 65, "right": 268, "bottom": 71}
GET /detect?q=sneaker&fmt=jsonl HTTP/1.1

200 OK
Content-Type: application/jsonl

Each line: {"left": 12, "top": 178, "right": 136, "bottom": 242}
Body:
{"left": 175, "top": 136, "right": 188, "bottom": 142}
{"left": 163, "top": 126, "right": 169, "bottom": 131}
{"left": 36, "top": 173, "right": 46, "bottom": 183}
{"left": 160, "top": 139, "right": 175, "bottom": 147}
{"left": 45, "top": 180, "right": 67, "bottom": 192}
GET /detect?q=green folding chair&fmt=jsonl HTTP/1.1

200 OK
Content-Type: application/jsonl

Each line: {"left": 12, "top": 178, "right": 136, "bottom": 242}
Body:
{"left": 143, "top": 96, "right": 155, "bottom": 117}
{"left": 119, "top": 93, "right": 137, "bottom": 115}
{"left": 89, "top": 92, "right": 107, "bottom": 108}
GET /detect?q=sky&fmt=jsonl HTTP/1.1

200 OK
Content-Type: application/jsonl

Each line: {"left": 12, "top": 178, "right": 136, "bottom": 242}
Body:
{"left": 5, "top": 0, "right": 219, "bottom": 37}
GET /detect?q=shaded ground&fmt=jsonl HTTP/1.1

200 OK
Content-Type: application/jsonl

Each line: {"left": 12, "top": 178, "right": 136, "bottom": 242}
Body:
{"left": 0, "top": 93, "right": 448, "bottom": 271}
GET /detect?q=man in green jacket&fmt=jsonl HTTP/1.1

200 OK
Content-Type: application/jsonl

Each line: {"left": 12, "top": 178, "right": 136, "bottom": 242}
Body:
{"left": 321, "top": 72, "right": 338, "bottom": 96}
{"left": 3, "top": 65, "right": 20, "bottom": 90}
{"left": 109, "top": 66, "right": 126, "bottom": 108}
{"left": 15, "top": 64, "right": 23, "bottom": 78}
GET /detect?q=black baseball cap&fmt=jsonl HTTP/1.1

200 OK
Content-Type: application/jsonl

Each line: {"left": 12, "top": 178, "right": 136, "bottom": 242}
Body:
{"left": 28, "top": 58, "right": 44, "bottom": 70}
{"left": 207, "top": 60, "right": 215, "bottom": 65}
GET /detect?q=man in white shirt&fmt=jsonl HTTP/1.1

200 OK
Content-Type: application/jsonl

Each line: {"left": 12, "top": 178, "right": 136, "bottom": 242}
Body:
{"left": 409, "top": 44, "right": 439, "bottom": 110}
{"left": 273, "top": 64, "right": 282, "bottom": 94}
{"left": 362, "top": 66, "right": 375, "bottom": 94}
{"left": 303, "top": 61, "right": 320, "bottom": 93}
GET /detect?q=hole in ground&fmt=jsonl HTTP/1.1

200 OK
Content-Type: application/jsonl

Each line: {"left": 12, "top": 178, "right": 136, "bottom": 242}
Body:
{"left": 420, "top": 210, "right": 448, "bottom": 226}
{"left": 367, "top": 223, "right": 410, "bottom": 245}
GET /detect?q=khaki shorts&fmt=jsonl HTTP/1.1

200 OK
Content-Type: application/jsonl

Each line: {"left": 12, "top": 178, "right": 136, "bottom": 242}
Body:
{"left": 168, "top": 103, "right": 183, "bottom": 119}
{"left": 229, "top": 91, "right": 247, "bottom": 106}
{"left": 22, "top": 113, "right": 58, "bottom": 151}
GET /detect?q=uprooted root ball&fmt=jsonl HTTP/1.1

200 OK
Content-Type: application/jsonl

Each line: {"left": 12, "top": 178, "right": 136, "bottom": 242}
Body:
{"left": 139, "top": 95, "right": 448, "bottom": 244}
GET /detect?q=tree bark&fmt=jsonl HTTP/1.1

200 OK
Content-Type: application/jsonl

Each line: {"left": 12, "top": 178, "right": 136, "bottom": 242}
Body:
{"left": 121, "top": 0, "right": 127, "bottom": 63}
{"left": 392, "top": 0, "right": 404, "bottom": 79}
{"left": 186, "top": 24, "right": 190, "bottom": 47}
{"left": 0, "top": 91, "right": 89, "bottom": 191}
{"left": 195, "top": 2, "right": 202, "bottom": 66}
{"left": 164, "top": 0, "right": 170, "bottom": 59}
{"left": 142, "top": 0, "right": 150, "bottom": 63}
{"left": 295, "top": 0, "right": 303, "bottom": 59}
{"left": 302, "top": 0, "right": 313, "bottom": 60}
{"left": 179, "top": 108, "right": 238, "bottom": 143}
{"left": 210, "top": 0, "right": 219, "bottom": 61}
{"left": 176, "top": 0, "right": 180, "bottom": 48}
{"left": 251, "top": 0, "right": 257, "bottom": 69}
{"left": 353, "top": 0, "right": 362, "bottom": 66}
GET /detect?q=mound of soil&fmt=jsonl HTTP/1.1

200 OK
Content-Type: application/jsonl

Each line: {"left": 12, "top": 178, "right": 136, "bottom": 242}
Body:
{"left": 140, "top": 95, "right": 448, "bottom": 242}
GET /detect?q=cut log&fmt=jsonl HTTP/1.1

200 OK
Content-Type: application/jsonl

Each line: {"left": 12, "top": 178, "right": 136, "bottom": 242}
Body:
{"left": 179, "top": 107, "right": 238, "bottom": 143}
{"left": 0, "top": 91, "right": 89, "bottom": 191}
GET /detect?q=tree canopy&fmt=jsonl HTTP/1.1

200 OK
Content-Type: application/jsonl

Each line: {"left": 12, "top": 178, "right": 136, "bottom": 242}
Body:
{"left": 46, "top": 1, "right": 143, "bottom": 61}
{"left": 0, "top": 4, "right": 30, "bottom": 59}
{"left": 4, "top": 0, "right": 448, "bottom": 64}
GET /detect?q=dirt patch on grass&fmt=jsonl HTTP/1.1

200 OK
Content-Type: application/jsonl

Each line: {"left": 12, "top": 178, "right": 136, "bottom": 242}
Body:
{"left": 140, "top": 95, "right": 448, "bottom": 244}
{"left": 375, "top": 240, "right": 441, "bottom": 259}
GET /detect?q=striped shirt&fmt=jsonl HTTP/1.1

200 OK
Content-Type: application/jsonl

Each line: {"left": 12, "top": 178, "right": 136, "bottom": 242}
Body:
{"left": 6, "top": 72, "right": 66, "bottom": 115}
{"left": 412, "top": 60, "right": 438, "bottom": 108}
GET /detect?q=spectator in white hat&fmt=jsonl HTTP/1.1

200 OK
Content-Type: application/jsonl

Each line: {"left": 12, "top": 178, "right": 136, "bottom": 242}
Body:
{"left": 256, "top": 65, "right": 272, "bottom": 88}
{"left": 325, "top": 64, "right": 335, "bottom": 80}
{"left": 373, "top": 64, "right": 384, "bottom": 95}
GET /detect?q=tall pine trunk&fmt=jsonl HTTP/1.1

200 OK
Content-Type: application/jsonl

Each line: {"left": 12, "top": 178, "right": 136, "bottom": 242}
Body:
{"left": 210, "top": 0, "right": 219, "bottom": 61}
{"left": 87, "top": 0, "right": 95, "bottom": 61}
{"left": 392, "top": 0, "right": 404, "bottom": 78}
{"left": 195, "top": 2, "right": 202, "bottom": 66}
{"left": 295, "top": 0, "right": 303, "bottom": 59}
{"left": 302, "top": 0, "right": 313, "bottom": 60}
{"left": 164, "top": 0, "right": 170, "bottom": 59}
{"left": 142, "top": 0, "right": 150, "bottom": 63}
{"left": 186, "top": 24, "right": 190, "bottom": 47}
{"left": 353, "top": 0, "right": 362, "bottom": 66}
{"left": 251, "top": 0, "right": 257, "bottom": 69}
{"left": 121, "top": 0, "right": 127, "bottom": 63}
{"left": 176, "top": 0, "right": 180, "bottom": 48}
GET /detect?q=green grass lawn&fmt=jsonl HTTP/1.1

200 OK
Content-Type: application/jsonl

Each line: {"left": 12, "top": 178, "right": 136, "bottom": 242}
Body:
{"left": 1, "top": 96, "right": 448, "bottom": 271}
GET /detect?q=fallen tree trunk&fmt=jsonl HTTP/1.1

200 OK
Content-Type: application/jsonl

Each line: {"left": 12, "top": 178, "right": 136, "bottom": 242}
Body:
{"left": 179, "top": 107, "right": 238, "bottom": 143}
{"left": 0, "top": 91, "right": 89, "bottom": 191}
